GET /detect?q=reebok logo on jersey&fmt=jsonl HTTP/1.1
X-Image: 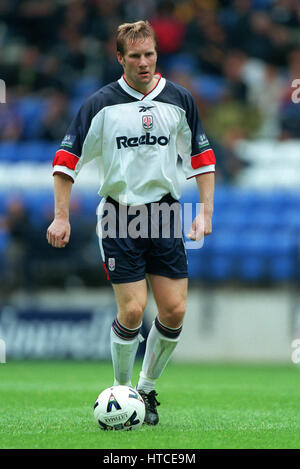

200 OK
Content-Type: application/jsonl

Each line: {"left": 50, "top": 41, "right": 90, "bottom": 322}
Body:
{"left": 139, "top": 105, "right": 155, "bottom": 112}
{"left": 116, "top": 132, "right": 170, "bottom": 149}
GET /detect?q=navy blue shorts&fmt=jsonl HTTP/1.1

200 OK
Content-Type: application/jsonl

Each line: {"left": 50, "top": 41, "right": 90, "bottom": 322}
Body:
{"left": 97, "top": 193, "right": 188, "bottom": 284}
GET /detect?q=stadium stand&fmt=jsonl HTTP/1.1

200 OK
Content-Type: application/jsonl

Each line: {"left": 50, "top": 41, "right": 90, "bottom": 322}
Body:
{"left": 0, "top": 182, "right": 299, "bottom": 285}
{"left": 1, "top": 0, "right": 300, "bottom": 288}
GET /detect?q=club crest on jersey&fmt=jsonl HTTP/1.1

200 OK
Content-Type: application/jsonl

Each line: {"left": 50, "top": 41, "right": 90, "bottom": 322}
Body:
{"left": 108, "top": 258, "right": 115, "bottom": 271}
{"left": 142, "top": 115, "right": 153, "bottom": 130}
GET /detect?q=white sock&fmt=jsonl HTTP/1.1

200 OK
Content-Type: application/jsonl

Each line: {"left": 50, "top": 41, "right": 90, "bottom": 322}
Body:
{"left": 137, "top": 318, "right": 182, "bottom": 393}
{"left": 136, "top": 372, "right": 156, "bottom": 394}
{"left": 110, "top": 319, "right": 141, "bottom": 386}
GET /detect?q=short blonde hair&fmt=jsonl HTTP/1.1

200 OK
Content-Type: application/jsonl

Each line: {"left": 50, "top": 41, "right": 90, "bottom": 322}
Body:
{"left": 117, "top": 20, "right": 158, "bottom": 56}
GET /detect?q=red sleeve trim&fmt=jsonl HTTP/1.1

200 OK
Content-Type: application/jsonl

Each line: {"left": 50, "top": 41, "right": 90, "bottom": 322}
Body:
{"left": 52, "top": 149, "right": 79, "bottom": 170}
{"left": 191, "top": 149, "right": 216, "bottom": 169}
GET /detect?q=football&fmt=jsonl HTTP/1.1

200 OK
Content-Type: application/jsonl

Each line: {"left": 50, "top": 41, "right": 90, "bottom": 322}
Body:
{"left": 93, "top": 385, "right": 145, "bottom": 431}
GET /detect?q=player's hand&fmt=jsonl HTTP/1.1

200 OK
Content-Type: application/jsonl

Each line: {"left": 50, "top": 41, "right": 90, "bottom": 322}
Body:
{"left": 187, "top": 209, "right": 212, "bottom": 241}
{"left": 46, "top": 218, "right": 71, "bottom": 248}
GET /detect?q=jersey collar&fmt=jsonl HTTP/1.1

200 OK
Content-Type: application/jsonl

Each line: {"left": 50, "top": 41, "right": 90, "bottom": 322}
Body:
{"left": 118, "top": 73, "right": 166, "bottom": 101}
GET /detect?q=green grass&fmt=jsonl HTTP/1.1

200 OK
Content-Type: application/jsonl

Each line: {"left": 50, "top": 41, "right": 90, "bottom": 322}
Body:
{"left": 0, "top": 360, "right": 300, "bottom": 449}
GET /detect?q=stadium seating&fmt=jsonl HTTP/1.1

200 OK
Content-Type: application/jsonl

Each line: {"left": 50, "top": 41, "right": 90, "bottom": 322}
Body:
{"left": 184, "top": 185, "right": 300, "bottom": 282}
{"left": 1, "top": 146, "right": 300, "bottom": 283}
{"left": 17, "top": 97, "right": 47, "bottom": 139}
{"left": 192, "top": 75, "right": 226, "bottom": 102}
{"left": 0, "top": 141, "right": 58, "bottom": 162}
{"left": 0, "top": 230, "right": 9, "bottom": 276}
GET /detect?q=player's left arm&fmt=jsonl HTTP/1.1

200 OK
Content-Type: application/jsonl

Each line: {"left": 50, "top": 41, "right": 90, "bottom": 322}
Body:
{"left": 187, "top": 172, "right": 214, "bottom": 241}
{"left": 176, "top": 87, "right": 216, "bottom": 240}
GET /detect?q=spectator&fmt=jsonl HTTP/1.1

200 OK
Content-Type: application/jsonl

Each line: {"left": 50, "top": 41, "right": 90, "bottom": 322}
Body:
{"left": 183, "top": 7, "right": 227, "bottom": 75}
{"left": 151, "top": 1, "right": 186, "bottom": 68}
{"left": 0, "top": 91, "right": 23, "bottom": 141}
{"left": 3, "top": 198, "right": 33, "bottom": 291}
{"left": 120, "top": 0, "right": 156, "bottom": 23}
{"left": 39, "top": 89, "right": 71, "bottom": 141}
{"left": 14, "top": 0, "right": 62, "bottom": 49}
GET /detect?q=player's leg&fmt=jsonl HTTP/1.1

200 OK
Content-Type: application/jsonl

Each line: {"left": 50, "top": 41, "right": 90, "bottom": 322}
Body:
{"left": 137, "top": 275, "right": 187, "bottom": 424}
{"left": 135, "top": 194, "right": 188, "bottom": 424}
{"left": 111, "top": 279, "right": 147, "bottom": 386}
{"left": 97, "top": 196, "right": 149, "bottom": 387}
{"left": 138, "top": 275, "right": 187, "bottom": 387}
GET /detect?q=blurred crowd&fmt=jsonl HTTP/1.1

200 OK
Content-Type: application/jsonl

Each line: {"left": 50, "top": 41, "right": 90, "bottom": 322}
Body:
{"left": 1, "top": 0, "right": 300, "bottom": 182}
{"left": 0, "top": 195, "right": 105, "bottom": 293}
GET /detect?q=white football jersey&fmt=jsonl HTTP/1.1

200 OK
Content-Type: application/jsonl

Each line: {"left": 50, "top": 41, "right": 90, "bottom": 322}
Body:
{"left": 53, "top": 74, "right": 216, "bottom": 205}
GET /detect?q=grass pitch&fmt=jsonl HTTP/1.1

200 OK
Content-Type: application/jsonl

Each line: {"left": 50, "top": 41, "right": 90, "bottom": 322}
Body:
{"left": 0, "top": 360, "right": 300, "bottom": 449}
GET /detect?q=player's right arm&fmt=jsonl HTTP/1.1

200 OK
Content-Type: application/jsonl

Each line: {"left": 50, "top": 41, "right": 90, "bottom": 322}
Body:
{"left": 46, "top": 173, "right": 73, "bottom": 248}
{"left": 47, "top": 93, "right": 102, "bottom": 248}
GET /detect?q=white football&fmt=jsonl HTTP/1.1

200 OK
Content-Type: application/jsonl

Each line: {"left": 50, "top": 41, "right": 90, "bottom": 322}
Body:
{"left": 93, "top": 385, "right": 145, "bottom": 431}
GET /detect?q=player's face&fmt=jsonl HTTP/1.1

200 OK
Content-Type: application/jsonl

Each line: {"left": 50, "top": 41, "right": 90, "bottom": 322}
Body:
{"left": 117, "top": 37, "right": 158, "bottom": 94}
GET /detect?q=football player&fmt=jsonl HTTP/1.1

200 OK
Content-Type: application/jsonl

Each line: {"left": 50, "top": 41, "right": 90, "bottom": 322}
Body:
{"left": 47, "top": 20, "right": 215, "bottom": 425}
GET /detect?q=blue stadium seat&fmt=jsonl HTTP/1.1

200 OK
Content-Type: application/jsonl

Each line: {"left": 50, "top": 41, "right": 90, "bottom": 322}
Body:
{"left": 0, "top": 192, "right": 7, "bottom": 213}
{"left": 216, "top": 209, "right": 250, "bottom": 230}
{"left": 0, "top": 231, "right": 9, "bottom": 250}
{"left": 0, "top": 141, "right": 58, "bottom": 162}
{"left": 237, "top": 231, "right": 270, "bottom": 256}
{"left": 266, "top": 232, "right": 297, "bottom": 256}
{"left": 23, "top": 192, "right": 53, "bottom": 224}
{"left": 192, "top": 75, "right": 225, "bottom": 102}
{"left": 79, "top": 192, "right": 102, "bottom": 216}
{"left": 186, "top": 250, "right": 205, "bottom": 279}
{"left": 166, "top": 54, "right": 198, "bottom": 74}
{"left": 17, "top": 97, "right": 46, "bottom": 139}
{"left": 70, "top": 77, "right": 102, "bottom": 99}
{"left": 210, "top": 230, "right": 242, "bottom": 255}
{"left": 251, "top": 208, "right": 285, "bottom": 230}
{"left": 269, "top": 256, "right": 296, "bottom": 280}
{"left": 0, "top": 142, "right": 18, "bottom": 162}
{"left": 213, "top": 185, "right": 231, "bottom": 210}
{"left": 280, "top": 208, "right": 300, "bottom": 231}
{"left": 207, "top": 255, "right": 234, "bottom": 280}
{"left": 16, "top": 141, "right": 58, "bottom": 162}
{"left": 0, "top": 231, "right": 10, "bottom": 274}
{"left": 238, "top": 256, "right": 266, "bottom": 281}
